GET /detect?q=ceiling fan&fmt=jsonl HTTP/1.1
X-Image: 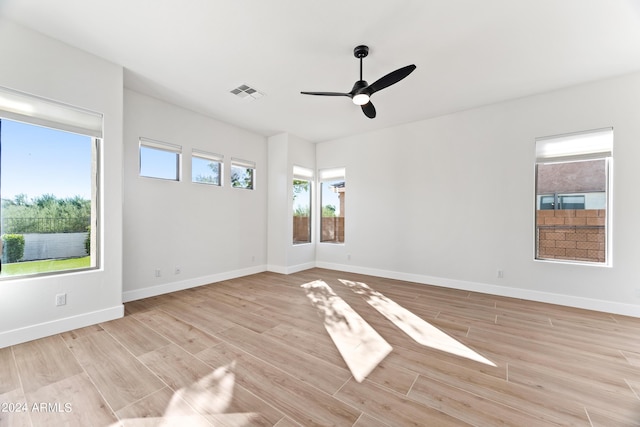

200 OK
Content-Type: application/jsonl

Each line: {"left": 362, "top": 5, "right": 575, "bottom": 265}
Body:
{"left": 301, "top": 45, "right": 416, "bottom": 119}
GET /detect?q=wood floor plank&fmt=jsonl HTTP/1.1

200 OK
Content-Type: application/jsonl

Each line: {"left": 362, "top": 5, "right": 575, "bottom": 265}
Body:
{"left": 197, "top": 342, "right": 361, "bottom": 427}
{"left": 586, "top": 407, "right": 640, "bottom": 427}
{"left": 66, "top": 330, "right": 165, "bottom": 412}
{"left": 0, "top": 347, "right": 20, "bottom": 395}
{"left": 467, "top": 325, "right": 640, "bottom": 387}
{"left": 197, "top": 298, "right": 280, "bottom": 333}
{"left": 398, "top": 346, "right": 588, "bottom": 425}
{"left": 100, "top": 315, "right": 169, "bottom": 356}
{"left": 12, "top": 335, "right": 83, "bottom": 394}
{"left": 622, "top": 350, "right": 640, "bottom": 367}
{"left": 273, "top": 416, "right": 303, "bottom": 427}
{"left": 627, "top": 378, "right": 640, "bottom": 399}
{"left": 408, "top": 374, "right": 563, "bottom": 426}
{"left": 157, "top": 299, "right": 238, "bottom": 335}
{"left": 25, "top": 373, "right": 117, "bottom": 427}
{"left": 115, "top": 386, "right": 200, "bottom": 420}
{"left": 158, "top": 301, "right": 235, "bottom": 335}
{"left": 261, "top": 323, "right": 344, "bottom": 367}
{"left": 215, "top": 325, "right": 352, "bottom": 394}
{"left": 335, "top": 377, "right": 467, "bottom": 426}
{"left": 140, "top": 343, "right": 285, "bottom": 424}
{"left": 507, "top": 363, "right": 640, "bottom": 422}
{"left": 209, "top": 380, "right": 286, "bottom": 426}
{"left": 352, "top": 413, "right": 391, "bottom": 427}
{"left": 132, "top": 309, "right": 221, "bottom": 354}
{"left": 59, "top": 324, "right": 104, "bottom": 344}
{"left": 0, "top": 388, "right": 31, "bottom": 427}
{"left": 138, "top": 343, "right": 216, "bottom": 391}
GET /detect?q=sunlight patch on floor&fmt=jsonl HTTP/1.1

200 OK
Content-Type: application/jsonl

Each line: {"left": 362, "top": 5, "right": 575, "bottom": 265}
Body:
{"left": 167, "top": 361, "right": 236, "bottom": 416}
{"left": 339, "top": 279, "right": 496, "bottom": 367}
{"left": 301, "top": 280, "right": 393, "bottom": 382}
{"left": 111, "top": 361, "right": 262, "bottom": 426}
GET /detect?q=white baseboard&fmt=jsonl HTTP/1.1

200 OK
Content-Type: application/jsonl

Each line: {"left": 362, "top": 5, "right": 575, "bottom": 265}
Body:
{"left": 0, "top": 304, "right": 124, "bottom": 348}
{"left": 122, "top": 265, "right": 267, "bottom": 302}
{"left": 315, "top": 262, "right": 640, "bottom": 318}
{"left": 267, "top": 262, "right": 316, "bottom": 275}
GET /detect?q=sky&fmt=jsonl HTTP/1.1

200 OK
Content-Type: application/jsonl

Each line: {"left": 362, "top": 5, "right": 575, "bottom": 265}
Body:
{"left": 319, "top": 181, "right": 342, "bottom": 216}
{"left": 139, "top": 146, "right": 180, "bottom": 181}
{"left": 1, "top": 119, "right": 92, "bottom": 201}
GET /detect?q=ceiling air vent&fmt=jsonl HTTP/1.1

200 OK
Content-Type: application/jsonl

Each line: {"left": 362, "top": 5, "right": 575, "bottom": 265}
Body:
{"left": 230, "top": 84, "right": 264, "bottom": 100}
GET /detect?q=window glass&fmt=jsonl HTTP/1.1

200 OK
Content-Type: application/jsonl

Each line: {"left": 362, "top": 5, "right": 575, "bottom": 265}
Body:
{"left": 139, "top": 138, "right": 181, "bottom": 181}
{"left": 1, "top": 118, "right": 98, "bottom": 278}
{"left": 293, "top": 166, "right": 313, "bottom": 244}
{"left": 320, "top": 168, "right": 345, "bottom": 244}
{"left": 192, "top": 150, "right": 222, "bottom": 186}
{"left": 535, "top": 129, "right": 612, "bottom": 264}
{"left": 231, "top": 158, "right": 255, "bottom": 190}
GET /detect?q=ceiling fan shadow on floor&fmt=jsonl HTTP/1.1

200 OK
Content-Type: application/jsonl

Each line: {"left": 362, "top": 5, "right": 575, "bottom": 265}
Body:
{"left": 301, "top": 45, "right": 416, "bottom": 119}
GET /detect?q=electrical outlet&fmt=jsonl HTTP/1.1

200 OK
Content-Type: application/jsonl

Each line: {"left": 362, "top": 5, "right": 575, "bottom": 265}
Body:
{"left": 155, "top": 269, "right": 161, "bottom": 278}
{"left": 497, "top": 269, "right": 504, "bottom": 279}
{"left": 174, "top": 266, "right": 181, "bottom": 275}
{"left": 55, "top": 293, "right": 67, "bottom": 306}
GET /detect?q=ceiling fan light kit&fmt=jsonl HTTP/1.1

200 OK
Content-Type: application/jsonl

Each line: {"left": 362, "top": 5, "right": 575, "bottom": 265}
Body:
{"left": 301, "top": 45, "right": 416, "bottom": 119}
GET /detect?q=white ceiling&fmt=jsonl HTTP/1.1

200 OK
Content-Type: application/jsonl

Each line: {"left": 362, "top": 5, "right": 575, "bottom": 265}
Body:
{"left": 2, "top": 0, "right": 640, "bottom": 142}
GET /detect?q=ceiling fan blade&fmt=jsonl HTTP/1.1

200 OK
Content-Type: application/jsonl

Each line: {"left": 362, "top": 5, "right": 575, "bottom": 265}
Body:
{"left": 301, "top": 91, "right": 351, "bottom": 97}
{"left": 361, "top": 101, "right": 376, "bottom": 119}
{"left": 366, "top": 64, "right": 416, "bottom": 95}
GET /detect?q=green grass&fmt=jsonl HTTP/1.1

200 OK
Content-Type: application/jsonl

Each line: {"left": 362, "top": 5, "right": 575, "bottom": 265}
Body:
{"left": 1, "top": 256, "right": 91, "bottom": 276}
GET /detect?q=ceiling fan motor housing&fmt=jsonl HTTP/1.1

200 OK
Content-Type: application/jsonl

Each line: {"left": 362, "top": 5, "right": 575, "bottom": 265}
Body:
{"left": 351, "top": 80, "right": 368, "bottom": 95}
{"left": 354, "top": 45, "right": 369, "bottom": 59}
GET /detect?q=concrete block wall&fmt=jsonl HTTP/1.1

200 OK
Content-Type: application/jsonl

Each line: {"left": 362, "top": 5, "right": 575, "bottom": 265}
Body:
{"left": 22, "top": 232, "right": 88, "bottom": 261}
{"left": 536, "top": 209, "right": 606, "bottom": 262}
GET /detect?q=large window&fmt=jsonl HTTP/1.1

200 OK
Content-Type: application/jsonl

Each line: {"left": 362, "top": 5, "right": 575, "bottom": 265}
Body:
{"left": 320, "top": 168, "right": 345, "bottom": 243}
{"left": 535, "top": 128, "right": 612, "bottom": 264}
{"left": 139, "top": 138, "right": 181, "bottom": 181}
{"left": 293, "top": 166, "right": 313, "bottom": 244}
{"left": 0, "top": 86, "right": 101, "bottom": 278}
{"left": 192, "top": 149, "right": 223, "bottom": 186}
{"left": 231, "top": 158, "right": 255, "bottom": 190}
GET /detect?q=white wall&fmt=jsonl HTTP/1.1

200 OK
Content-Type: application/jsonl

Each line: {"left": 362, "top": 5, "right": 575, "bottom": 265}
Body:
{"left": 267, "top": 133, "right": 289, "bottom": 270}
{"left": 316, "top": 72, "right": 640, "bottom": 317}
{"left": 267, "top": 132, "right": 315, "bottom": 274}
{"left": 122, "top": 90, "right": 267, "bottom": 301}
{"left": 287, "top": 134, "right": 316, "bottom": 269}
{"left": 0, "top": 18, "right": 124, "bottom": 347}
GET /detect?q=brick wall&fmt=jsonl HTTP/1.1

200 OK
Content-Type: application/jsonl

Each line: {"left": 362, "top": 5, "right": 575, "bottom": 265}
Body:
{"left": 293, "top": 216, "right": 310, "bottom": 244}
{"left": 292, "top": 217, "right": 345, "bottom": 243}
{"left": 536, "top": 209, "right": 605, "bottom": 262}
{"left": 321, "top": 217, "right": 344, "bottom": 243}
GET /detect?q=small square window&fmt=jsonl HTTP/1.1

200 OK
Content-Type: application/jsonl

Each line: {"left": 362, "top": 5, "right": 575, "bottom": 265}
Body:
{"left": 231, "top": 158, "right": 255, "bottom": 190}
{"left": 139, "top": 138, "right": 181, "bottom": 181}
{"left": 192, "top": 150, "right": 222, "bottom": 186}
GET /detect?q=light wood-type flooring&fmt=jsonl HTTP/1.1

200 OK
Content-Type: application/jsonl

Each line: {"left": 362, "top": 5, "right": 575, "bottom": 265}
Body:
{"left": 1, "top": 268, "right": 639, "bottom": 426}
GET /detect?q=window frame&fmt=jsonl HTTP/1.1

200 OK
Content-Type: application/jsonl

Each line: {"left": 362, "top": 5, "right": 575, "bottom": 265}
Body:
{"left": 319, "top": 167, "right": 346, "bottom": 244}
{"left": 0, "top": 85, "right": 102, "bottom": 279}
{"left": 534, "top": 128, "right": 612, "bottom": 266}
{"left": 292, "top": 166, "right": 313, "bottom": 245}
